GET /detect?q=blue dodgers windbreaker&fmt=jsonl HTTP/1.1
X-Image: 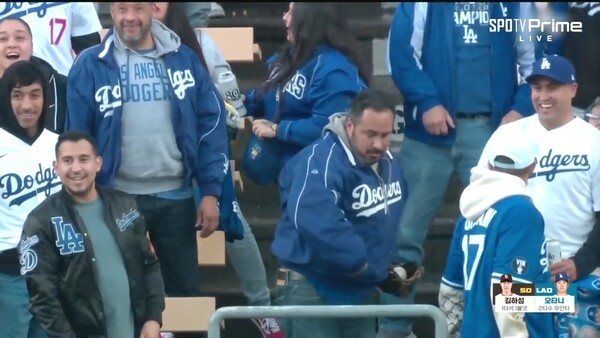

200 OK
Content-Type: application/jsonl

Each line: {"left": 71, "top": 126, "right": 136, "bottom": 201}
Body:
{"left": 272, "top": 115, "right": 409, "bottom": 304}
{"left": 66, "top": 25, "right": 229, "bottom": 198}
{"left": 388, "top": 3, "right": 536, "bottom": 147}
{"left": 244, "top": 45, "right": 368, "bottom": 161}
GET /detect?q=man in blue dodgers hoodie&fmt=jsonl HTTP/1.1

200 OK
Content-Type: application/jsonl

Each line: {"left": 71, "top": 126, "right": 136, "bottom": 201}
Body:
{"left": 383, "top": 3, "right": 537, "bottom": 337}
{"left": 66, "top": 2, "right": 228, "bottom": 317}
{"left": 439, "top": 130, "right": 555, "bottom": 338}
{"left": 271, "top": 89, "right": 409, "bottom": 338}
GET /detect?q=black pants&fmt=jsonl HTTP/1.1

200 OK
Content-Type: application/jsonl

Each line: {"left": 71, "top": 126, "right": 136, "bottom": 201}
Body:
{"left": 135, "top": 195, "right": 204, "bottom": 338}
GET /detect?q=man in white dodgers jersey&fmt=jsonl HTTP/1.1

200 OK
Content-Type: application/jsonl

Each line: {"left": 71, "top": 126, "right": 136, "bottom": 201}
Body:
{"left": 439, "top": 128, "right": 554, "bottom": 338}
{"left": 0, "top": 61, "right": 61, "bottom": 337}
{"left": 478, "top": 55, "right": 600, "bottom": 337}
{"left": 0, "top": 2, "right": 102, "bottom": 76}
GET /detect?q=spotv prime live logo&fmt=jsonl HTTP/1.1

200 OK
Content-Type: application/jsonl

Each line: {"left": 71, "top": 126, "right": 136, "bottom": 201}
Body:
{"left": 489, "top": 19, "right": 583, "bottom": 42}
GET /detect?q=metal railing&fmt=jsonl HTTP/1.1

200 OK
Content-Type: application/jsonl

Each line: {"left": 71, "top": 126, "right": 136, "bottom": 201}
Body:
{"left": 207, "top": 304, "right": 449, "bottom": 338}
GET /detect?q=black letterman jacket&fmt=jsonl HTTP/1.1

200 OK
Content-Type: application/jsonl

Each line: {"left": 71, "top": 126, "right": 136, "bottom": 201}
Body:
{"left": 19, "top": 186, "right": 165, "bottom": 338}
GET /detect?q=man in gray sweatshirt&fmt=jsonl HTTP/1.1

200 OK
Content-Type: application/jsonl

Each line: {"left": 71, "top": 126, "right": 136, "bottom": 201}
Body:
{"left": 67, "top": 5, "right": 229, "bottom": 331}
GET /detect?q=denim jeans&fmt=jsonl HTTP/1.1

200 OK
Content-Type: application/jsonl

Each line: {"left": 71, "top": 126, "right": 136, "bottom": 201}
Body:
{"left": 135, "top": 196, "right": 200, "bottom": 297}
{"left": 275, "top": 277, "right": 376, "bottom": 338}
{"left": 225, "top": 212, "right": 271, "bottom": 306}
{"left": 379, "top": 117, "right": 493, "bottom": 335}
{"left": 137, "top": 194, "right": 271, "bottom": 307}
{"left": 0, "top": 272, "right": 47, "bottom": 338}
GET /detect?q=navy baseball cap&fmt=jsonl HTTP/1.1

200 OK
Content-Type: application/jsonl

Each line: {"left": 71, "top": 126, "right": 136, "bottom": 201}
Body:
{"left": 555, "top": 272, "right": 569, "bottom": 282}
{"left": 526, "top": 55, "right": 576, "bottom": 85}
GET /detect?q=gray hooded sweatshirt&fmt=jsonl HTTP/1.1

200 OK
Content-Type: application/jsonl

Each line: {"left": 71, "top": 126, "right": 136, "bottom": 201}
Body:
{"left": 112, "top": 20, "right": 185, "bottom": 195}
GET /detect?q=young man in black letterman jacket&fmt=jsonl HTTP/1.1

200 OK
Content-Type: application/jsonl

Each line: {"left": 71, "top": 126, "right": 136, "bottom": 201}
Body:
{"left": 20, "top": 131, "right": 165, "bottom": 338}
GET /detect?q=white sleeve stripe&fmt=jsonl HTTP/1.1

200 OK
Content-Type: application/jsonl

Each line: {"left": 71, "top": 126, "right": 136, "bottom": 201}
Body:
{"left": 386, "top": 3, "right": 428, "bottom": 73}
{"left": 324, "top": 143, "right": 335, "bottom": 189}
{"left": 197, "top": 91, "right": 223, "bottom": 147}
{"left": 410, "top": 3, "right": 428, "bottom": 70}
{"left": 292, "top": 144, "right": 319, "bottom": 229}
{"left": 491, "top": 272, "right": 532, "bottom": 284}
{"left": 441, "top": 276, "right": 463, "bottom": 289}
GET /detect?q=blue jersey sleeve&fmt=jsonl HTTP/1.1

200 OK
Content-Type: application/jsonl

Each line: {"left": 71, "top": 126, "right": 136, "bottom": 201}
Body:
{"left": 442, "top": 218, "right": 466, "bottom": 289}
{"left": 491, "top": 201, "right": 547, "bottom": 284}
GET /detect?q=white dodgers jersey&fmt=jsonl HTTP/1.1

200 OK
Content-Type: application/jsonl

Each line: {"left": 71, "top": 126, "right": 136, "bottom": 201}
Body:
{"left": 0, "top": 2, "right": 102, "bottom": 76}
{"left": 479, "top": 115, "right": 600, "bottom": 257}
{"left": 0, "top": 129, "right": 62, "bottom": 252}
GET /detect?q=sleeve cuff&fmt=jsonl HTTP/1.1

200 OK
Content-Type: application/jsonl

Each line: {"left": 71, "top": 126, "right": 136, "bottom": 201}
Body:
{"left": 199, "top": 183, "right": 222, "bottom": 199}
{"left": 276, "top": 120, "right": 292, "bottom": 142}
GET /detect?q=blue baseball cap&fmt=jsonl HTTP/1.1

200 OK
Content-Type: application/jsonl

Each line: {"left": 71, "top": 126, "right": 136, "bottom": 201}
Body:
{"left": 555, "top": 272, "right": 569, "bottom": 282}
{"left": 526, "top": 55, "right": 576, "bottom": 85}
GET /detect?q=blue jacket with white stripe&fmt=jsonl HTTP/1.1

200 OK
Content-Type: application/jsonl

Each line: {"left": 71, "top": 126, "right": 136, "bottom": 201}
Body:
{"left": 387, "top": 2, "right": 536, "bottom": 147}
{"left": 272, "top": 118, "right": 408, "bottom": 304}
{"left": 66, "top": 27, "right": 228, "bottom": 197}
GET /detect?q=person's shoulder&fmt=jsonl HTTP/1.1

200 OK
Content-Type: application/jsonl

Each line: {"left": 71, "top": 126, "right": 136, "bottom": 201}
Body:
{"left": 100, "top": 187, "right": 135, "bottom": 203}
{"left": 496, "top": 195, "right": 544, "bottom": 222}
{"left": 71, "top": 43, "right": 105, "bottom": 69}
{"left": 28, "top": 191, "right": 66, "bottom": 218}
{"left": 311, "top": 47, "right": 358, "bottom": 72}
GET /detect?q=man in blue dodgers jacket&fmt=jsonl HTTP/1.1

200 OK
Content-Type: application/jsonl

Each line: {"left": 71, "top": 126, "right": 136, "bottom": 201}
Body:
{"left": 382, "top": 3, "right": 536, "bottom": 337}
{"left": 439, "top": 130, "right": 554, "bottom": 338}
{"left": 272, "top": 89, "right": 409, "bottom": 338}
{"left": 66, "top": 2, "right": 228, "bottom": 309}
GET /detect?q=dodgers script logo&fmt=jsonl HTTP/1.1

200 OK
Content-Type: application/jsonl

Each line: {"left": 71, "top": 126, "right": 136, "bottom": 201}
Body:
{"left": 531, "top": 149, "right": 590, "bottom": 182}
{"left": 95, "top": 84, "right": 122, "bottom": 118}
{"left": 167, "top": 69, "right": 195, "bottom": 100}
{"left": 19, "top": 235, "right": 39, "bottom": 275}
{"left": 0, "top": 2, "right": 66, "bottom": 19}
{"left": 351, "top": 181, "right": 403, "bottom": 217}
{"left": 0, "top": 164, "right": 60, "bottom": 207}
{"left": 116, "top": 209, "right": 140, "bottom": 232}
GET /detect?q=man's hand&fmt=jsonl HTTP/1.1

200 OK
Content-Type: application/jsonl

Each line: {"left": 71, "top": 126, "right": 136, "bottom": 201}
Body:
{"left": 551, "top": 258, "right": 578, "bottom": 281}
{"left": 252, "top": 119, "right": 277, "bottom": 139}
{"left": 196, "top": 196, "right": 219, "bottom": 238}
{"left": 500, "top": 110, "right": 523, "bottom": 125}
{"left": 422, "top": 105, "right": 455, "bottom": 136}
{"left": 139, "top": 320, "right": 160, "bottom": 338}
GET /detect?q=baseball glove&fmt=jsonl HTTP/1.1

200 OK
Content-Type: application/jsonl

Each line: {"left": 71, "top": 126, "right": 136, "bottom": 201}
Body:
{"left": 378, "top": 263, "right": 425, "bottom": 297}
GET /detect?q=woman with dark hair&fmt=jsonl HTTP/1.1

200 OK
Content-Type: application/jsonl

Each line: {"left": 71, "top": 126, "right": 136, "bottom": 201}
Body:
{"left": 152, "top": 4, "right": 286, "bottom": 338}
{"left": 242, "top": 2, "right": 370, "bottom": 186}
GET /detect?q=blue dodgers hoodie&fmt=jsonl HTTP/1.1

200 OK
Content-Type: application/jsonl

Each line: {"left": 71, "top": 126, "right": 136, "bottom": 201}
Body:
{"left": 244, "top": 45, "right": 367, "bottom": 161}
{"left": 66, "top": 21, "right": 228, "bottom": 198}
{"left": 387, "top": 3, "right": 536, "bottom": 147}
{"left": 271, "top": 114, "right": 408, "bottom": 304}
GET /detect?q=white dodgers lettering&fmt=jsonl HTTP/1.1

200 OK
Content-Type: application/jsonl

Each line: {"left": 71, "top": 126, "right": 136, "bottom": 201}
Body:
{"left": 95, "top": 84, "right": 122, "bottom": 117}
{"left": 351, "top": 181, "right": 403, "bottom": 217}
{"left": 283, "top": 72, "right": 307, "bottom": 100}
{"left": 19, "top": 235, "right": 39, "bottom": 275}
{"left": 167, "top": 69, "right": 195, "bottom": 100}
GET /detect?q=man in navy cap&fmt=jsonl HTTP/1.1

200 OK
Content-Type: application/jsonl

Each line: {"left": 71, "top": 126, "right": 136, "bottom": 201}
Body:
{"left": 479, "top": 54, "right": 600, "bottom": 338}
{"left": 555, "top": 273, "right": 570, "bottom": 297}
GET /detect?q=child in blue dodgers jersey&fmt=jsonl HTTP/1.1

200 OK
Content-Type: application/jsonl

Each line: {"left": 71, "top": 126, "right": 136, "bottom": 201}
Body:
{"left": 242, "top": 2, "right": 369, "bottom": 185}
{"left": 439, "top": 129, "right": 555, "bottom": 338}
{"left": 271, "top": 90, "right": 408, "bottom": 338}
